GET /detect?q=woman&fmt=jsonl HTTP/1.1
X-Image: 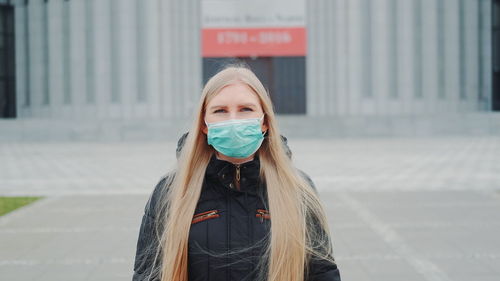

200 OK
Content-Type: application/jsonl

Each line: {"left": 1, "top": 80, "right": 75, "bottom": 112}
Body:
{"left": 132, "top": 65, "right": 341, "bottom": 281}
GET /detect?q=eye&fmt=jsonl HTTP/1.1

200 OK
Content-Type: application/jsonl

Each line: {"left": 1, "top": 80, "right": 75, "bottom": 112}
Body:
{"left": 213, "top": 109, "right": 226, "bottom": 113}
{"left": 241, "top": 107, "right": 253, "bottom": 111}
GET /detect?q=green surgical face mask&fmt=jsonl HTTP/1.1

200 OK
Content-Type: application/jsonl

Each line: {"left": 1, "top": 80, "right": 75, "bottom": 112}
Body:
{"left": 205, "top": 115, "right": 265, "bottom": 158}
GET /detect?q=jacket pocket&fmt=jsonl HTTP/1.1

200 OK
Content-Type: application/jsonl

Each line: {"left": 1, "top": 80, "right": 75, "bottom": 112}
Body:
{"left": 256, "top": 209, "right": 270, "bottom": 222}
{"left": 191, "top": 209, "right": 221, "bottom": 224}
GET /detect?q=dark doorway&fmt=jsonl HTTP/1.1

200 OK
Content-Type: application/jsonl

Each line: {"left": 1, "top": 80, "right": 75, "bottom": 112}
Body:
{"left": 493, "top": 0, "right": 500, "bottom": 111}
{"left": 0, "top": 4, "right": 16, "bottom": 118}
{"left": 202, "top": 56, "right": 306, "bottom": 114}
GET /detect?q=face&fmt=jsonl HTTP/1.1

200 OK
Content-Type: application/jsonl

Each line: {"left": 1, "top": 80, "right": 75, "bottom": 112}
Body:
{"left": 202, "top": 82, "right": 268, "bottom": 135}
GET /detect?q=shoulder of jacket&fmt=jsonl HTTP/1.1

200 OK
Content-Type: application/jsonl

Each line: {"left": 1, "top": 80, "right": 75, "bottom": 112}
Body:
{"left": 297, "top": 168, "right": 318, "bottom": 194}
{"left": 144, "top": 171, "right": 176, "bottom": 218}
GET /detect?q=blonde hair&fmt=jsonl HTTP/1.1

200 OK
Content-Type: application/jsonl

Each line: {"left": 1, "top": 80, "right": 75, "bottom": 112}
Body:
{"left": 151, "top": 65, "right": 335, "bottom": 281}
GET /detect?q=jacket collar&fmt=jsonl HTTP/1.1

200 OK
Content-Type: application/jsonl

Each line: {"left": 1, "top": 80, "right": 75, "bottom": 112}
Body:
{"left": 175, "top": 131, "right": 291, "bottom": 195}
{"left": 205, "top": 153, "right": 262, "bottom": 194}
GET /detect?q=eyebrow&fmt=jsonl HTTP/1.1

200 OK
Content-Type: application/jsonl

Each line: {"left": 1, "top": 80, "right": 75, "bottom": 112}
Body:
{"left": 208, "top": 103, "right": 258, "bottom": 111}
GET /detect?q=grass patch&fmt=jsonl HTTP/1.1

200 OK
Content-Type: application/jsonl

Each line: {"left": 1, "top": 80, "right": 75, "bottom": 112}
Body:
{"left": 0, "top": 196, "right": 43, "bottom": 216}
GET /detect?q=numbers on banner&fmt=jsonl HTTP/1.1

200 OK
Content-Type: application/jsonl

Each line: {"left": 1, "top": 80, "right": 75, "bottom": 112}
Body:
{"left": 216, "top": 31, "right": 292, "bottom": 45}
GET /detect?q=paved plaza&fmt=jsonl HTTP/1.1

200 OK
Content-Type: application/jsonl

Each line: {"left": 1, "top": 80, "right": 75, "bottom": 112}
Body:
{"left": 0, "top": 136, "right": 499, "bottom": 280}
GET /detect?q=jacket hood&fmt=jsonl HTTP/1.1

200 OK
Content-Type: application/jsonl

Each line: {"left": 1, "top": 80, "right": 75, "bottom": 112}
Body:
{"left": 175, "top": 132, "right": 292, "bottom": 160}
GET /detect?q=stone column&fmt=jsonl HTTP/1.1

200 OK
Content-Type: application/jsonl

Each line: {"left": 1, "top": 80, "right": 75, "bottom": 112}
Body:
{"left": 116, "top": 0, "right": 138, "bottom": 120}
{"left": 69, "top": 0, "right": 87, "bottom": 119}
{"left": 397, "top": 0, "right": 416, "bottom": 115}
{"left": 443, "top": 0, "right": 460, "bottom": 113}
{"left": 47, "top": 0, "right": 64, "bottom": 118}
{"left": 463, "top": 0, "right": 479, "bottom": 111}
{"left": 368, "top": 0, "right": 389, "bottom": 115}
{"left": 159, "top": 0, "right": 173, "bottom": 118}
{"left": 421, "top": 0, "right": 439, "bottom": 114}
{"left": 347, "top": 0, "right": 364, "bottom": 115}
{"left": 13, "top": 0, "right": 29, "bottom": 117}
{"left": 143, "top": 0, "right": 161, "bottom": 118}
{"left": 27, "top": 0, "right": 46, "bottom": 117}
{"left": 479, "top": 0, "right": 492, "bottom": 111}
{"left": 335, "top": 0, "right": 349, "bottom": 116}
{"left": 93, "top": 0, "right": 112, "bottom": 119}
{"left": 183, "top": 0, "right": 202, "bottom": 119}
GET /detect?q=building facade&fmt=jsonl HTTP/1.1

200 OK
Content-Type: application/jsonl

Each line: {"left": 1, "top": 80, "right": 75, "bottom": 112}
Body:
{"left": 0, "top": 0, "right": 498, "bottom": 122}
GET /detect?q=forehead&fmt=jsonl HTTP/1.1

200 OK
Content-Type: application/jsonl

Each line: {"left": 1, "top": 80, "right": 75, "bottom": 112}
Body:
{"left": 207, "top": 83, "right": 261, "bottom": 107}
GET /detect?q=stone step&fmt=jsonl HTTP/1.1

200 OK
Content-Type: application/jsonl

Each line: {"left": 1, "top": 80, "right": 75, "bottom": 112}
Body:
{"left": 0, "top": 113, "right": 499, "bottom": 141}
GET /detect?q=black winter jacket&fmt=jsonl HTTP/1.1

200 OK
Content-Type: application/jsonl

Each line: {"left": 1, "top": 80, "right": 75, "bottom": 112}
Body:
{"left": 132, "top": 134, "right": 341, "bottom": 281}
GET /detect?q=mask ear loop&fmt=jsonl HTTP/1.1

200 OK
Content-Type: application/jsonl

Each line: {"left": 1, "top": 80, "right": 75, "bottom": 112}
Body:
{"left": 261, "top": 113, "right": 268, "bottom": 137}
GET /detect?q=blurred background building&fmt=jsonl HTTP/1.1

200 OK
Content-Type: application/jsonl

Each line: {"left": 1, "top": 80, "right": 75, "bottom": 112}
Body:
{"left": 0, "top": 0, "right": 499, "bottom": 140}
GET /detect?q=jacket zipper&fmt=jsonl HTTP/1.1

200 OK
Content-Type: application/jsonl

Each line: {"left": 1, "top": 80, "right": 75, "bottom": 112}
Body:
{"left": 191, "top": 210, "right": 220, "bottom": 224}
{"left": 256, "top": 209, "right": 270, "bottom": 222}
{"left": 235, "top": 164, "right": 241, "bottom": 184}
{"left": 227, "top": 188, "right": 231, "bottom": 280}
{"left": 230, "top": 164, "right": 241, "bottom": 190}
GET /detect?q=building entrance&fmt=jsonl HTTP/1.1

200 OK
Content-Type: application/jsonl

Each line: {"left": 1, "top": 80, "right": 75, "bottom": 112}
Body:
{"left": 202, "top": 57, "right": 306, "bottom": 114}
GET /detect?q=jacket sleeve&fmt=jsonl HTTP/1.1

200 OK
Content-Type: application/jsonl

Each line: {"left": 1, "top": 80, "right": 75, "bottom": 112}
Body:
{"left": 132, "top": 174, "right": 172, "bottom": 281}
{"left": 298, "top": 169, "right": 341, "bottom": 281}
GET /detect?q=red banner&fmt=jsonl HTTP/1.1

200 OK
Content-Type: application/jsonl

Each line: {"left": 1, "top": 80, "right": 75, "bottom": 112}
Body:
{"left": 202, "top": 27, "right": 306, "bottom": 57}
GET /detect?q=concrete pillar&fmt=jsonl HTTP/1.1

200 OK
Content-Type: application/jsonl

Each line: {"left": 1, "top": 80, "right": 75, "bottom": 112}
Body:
{"left": 159, "top": 0, "right": 173, "bottom": 118}
{"left": 108, "top": 0, "right": 121, "bottom": 118}
{"left": 324, "top": 0, "right": 336, "bottom": 116}
{"left": 143, "top": 0, "right": 161, "bottom": 118}
{"left": 321, "top": 0, "right": 333, "bottom": 116}
{"left": 443, "top": 0, "right": 460, "bottom": 113}
{"left": 134, "top": 0, "right": 149, "bottom": 118}
{"left": 307, "top": 0, "right": 330, "bottom": 116}
{"left": 386, "top": 0, "right": 401, "bottom": 114}
{"left": 397, "top": 0, "right": 416, "bottom": 115}
{"left": 93, "top": 0, "right": 112, "bottom": 120}
{"left": 59, "top": 0, "right": 72, "bottom": 119}
{"left": 463, "top": 0, "right": 479, "bottom": 111}
{"left": 47, "top": 0, "right": 64, "bottom": 118}
{"left": 116, "top": 0, "right": 138, "bottom": 120}
{"left": 153, "top": 0, "right": 203, "bottom": 120}
{"left": 174, "top": 0, "right": 184, "bottom": 118}
{"left": 434, "top": 0, "right": 449, "bottom": 113}
{"left": 347, "top": 0, "right": 363, "bottom": 115}
{"left": 84, "top": 0, "right": 97, "bottom": 118}
{"left": 170, "top": 0, "right": 180, "bottom": 118}
{"left": 359, "top": 0, "right": 375, "bottom": 115}
{"left": 335, "top": 0, "right": 349, "bottom": 116}
{"left": 69, "top": 0, "right": 87, "bottom": 119}
{"left": 479, "top": 0, "right": 492, "bottom": 111}
{"left": 13, "top": 2, "right": 29, "bottom": 117}
{"left": 27, "top": 0, "right": 46, "bottom": 117}
{"left": 368, "top": 0, "right": 389, "bottom": 115}
{"left": 421, "top": 0, "right": 439, "bottom": 114}
{"left": 411, "top": 0, "right": 424, "bottom": 114}
{"left": 305, "top": 0, "right": 318, "bottom": 115}
{"left": 185, "top": 0, "right": 202, "bottom": 118}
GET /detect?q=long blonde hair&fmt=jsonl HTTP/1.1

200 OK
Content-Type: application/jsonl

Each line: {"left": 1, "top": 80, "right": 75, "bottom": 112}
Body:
{"left": 153, "top": 65, "right": 335, "bottom": 281}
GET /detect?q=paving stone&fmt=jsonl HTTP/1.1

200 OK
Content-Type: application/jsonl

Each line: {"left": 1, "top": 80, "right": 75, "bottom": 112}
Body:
{"left": 0, "top": 137, "right": 499, "bottom": 280}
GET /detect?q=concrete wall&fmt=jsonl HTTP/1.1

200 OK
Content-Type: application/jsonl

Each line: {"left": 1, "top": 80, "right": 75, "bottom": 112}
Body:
{"left": 13, "top": 0, "right": 202, "bottom": 120}
{"left": 306, "top": 0, "right": 492, "bottom": 116}
{"left": 9, "top": 0, "right": 494, "bottom": 121}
